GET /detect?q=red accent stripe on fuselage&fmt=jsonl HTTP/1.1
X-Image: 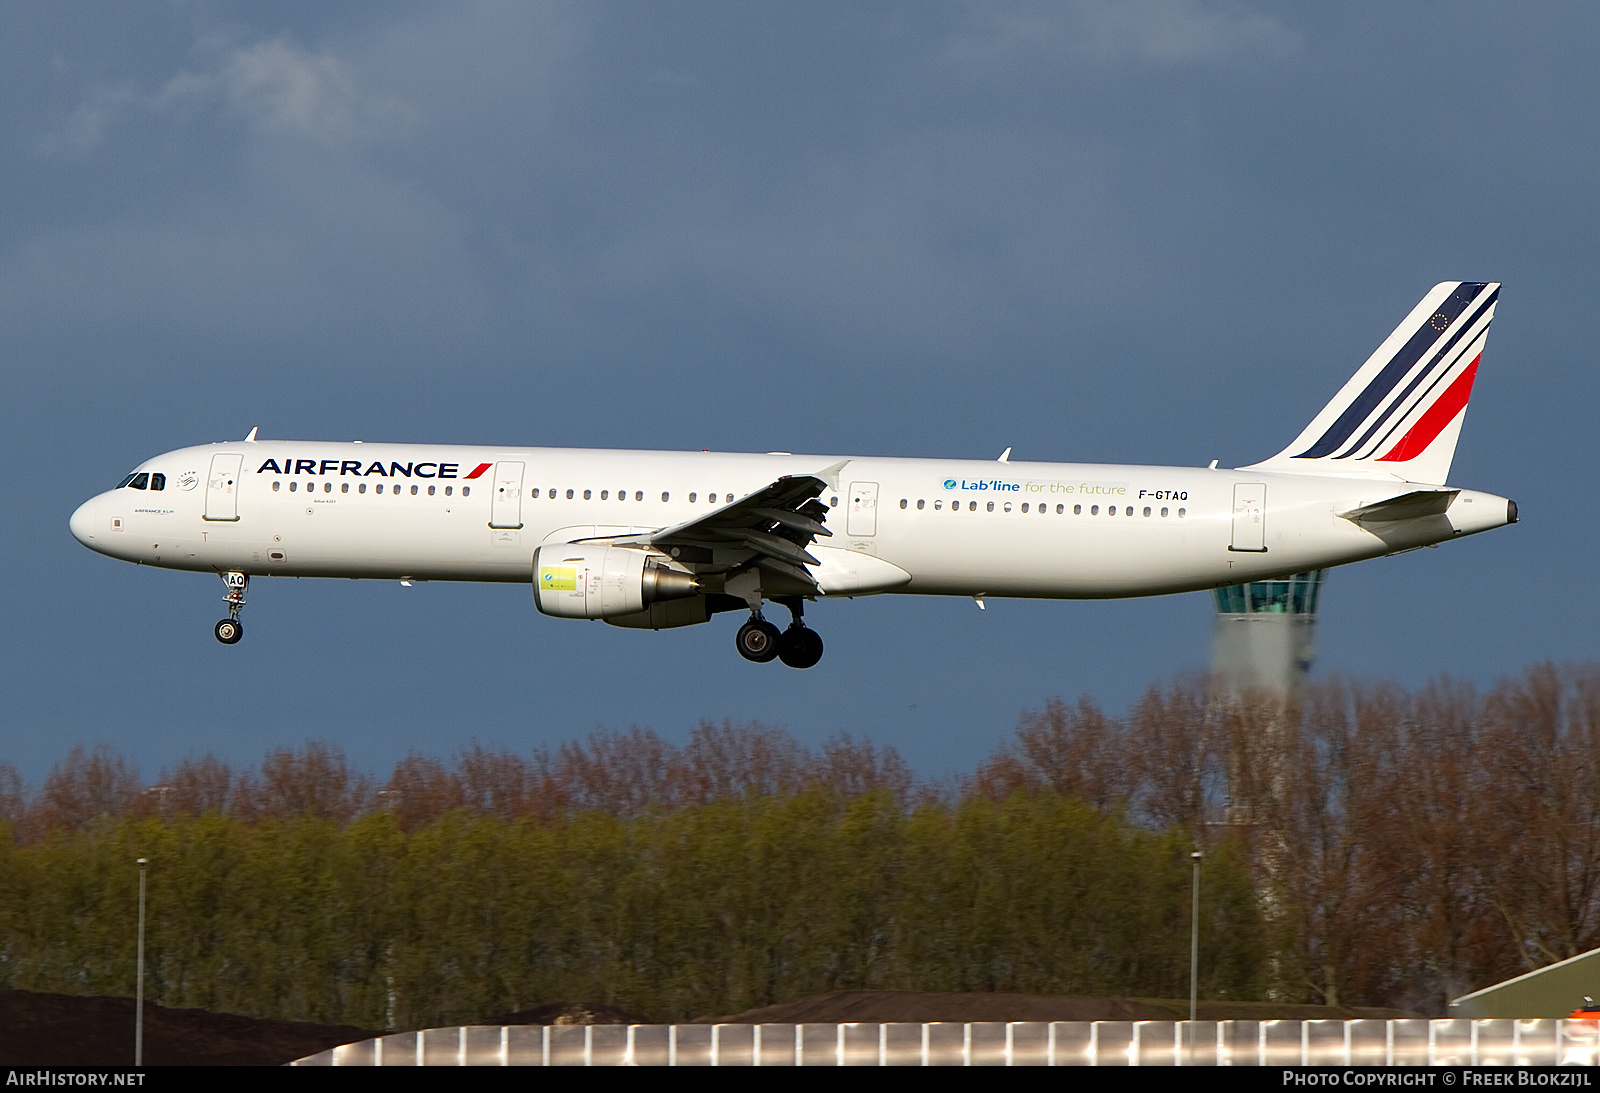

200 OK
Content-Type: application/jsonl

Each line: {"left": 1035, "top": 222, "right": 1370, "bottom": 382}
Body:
{"left": 463, "top": 462, "right": 493, "bottom": 479}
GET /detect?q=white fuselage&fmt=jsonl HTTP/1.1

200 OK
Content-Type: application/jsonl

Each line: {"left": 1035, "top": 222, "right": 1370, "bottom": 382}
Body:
{"left": 69, "top": 440, "right": 1514, "bottom": 600}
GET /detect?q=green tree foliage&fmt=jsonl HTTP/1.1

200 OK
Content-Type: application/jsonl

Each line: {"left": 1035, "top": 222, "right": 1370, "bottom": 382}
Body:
{"left": 6, "top": 667, "right": 1596, "bottom": 1023}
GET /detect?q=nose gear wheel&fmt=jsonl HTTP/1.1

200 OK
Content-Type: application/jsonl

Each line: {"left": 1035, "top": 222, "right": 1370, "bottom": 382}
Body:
{"left": 214, "top": 571, "right": 249, "bottom": 645}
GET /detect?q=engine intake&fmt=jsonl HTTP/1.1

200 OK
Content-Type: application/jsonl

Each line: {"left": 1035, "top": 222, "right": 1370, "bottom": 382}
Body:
{"left": 533, "top": 544, "right": 700, "bottom": 619}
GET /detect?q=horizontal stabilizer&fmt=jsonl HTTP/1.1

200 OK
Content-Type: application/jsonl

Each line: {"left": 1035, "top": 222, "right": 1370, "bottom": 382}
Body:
{"left": 1338, "top": 489, "right": 1458, "bottom": 524}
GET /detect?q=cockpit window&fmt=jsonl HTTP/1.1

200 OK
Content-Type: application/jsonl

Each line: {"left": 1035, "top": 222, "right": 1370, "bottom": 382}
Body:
{"left": 149, "top": 473, "right": 166, "bottom": 491}
{"left": 116, "top": 473, "right": 137, "bottom": 489}
{"left": 128, "top": 473, "right": 149, "bottom": 490}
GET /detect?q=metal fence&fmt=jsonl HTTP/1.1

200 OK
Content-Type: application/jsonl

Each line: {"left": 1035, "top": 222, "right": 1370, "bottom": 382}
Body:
{"left": 292, "top": 1018, "right": 1600, "bottom": 1066}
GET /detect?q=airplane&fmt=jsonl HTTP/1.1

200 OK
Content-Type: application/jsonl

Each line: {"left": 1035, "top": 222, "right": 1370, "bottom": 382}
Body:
{"left": 70, "top": 281, "right": 1516, "bottom": 668}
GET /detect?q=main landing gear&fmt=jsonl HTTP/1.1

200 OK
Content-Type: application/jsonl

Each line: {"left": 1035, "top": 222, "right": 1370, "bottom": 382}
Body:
{"left": 735, "top": 597, "right": 823, "bottom": 669}
{"left": 214, "top": 572, "right": 247, "bottom": 645}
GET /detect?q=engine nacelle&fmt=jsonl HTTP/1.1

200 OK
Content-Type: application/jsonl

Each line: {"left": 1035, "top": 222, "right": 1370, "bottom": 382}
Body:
{"left": 533, "top": 544, "right": 700, "bottom": 620}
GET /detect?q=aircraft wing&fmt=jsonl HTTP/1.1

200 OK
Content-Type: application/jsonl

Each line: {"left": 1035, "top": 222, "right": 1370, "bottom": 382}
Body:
{"left": 610, "top": 461, "right": 846, "bottom": 590}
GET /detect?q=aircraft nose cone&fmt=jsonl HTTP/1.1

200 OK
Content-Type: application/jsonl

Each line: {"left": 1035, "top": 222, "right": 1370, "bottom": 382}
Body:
{"left": 70, "top": 496, "right": 100, "bottom": 547}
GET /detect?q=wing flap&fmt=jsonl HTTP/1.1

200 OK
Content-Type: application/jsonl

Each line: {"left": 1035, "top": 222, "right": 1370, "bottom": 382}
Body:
{"left": 610, "top": 466, "right": 845, "bottom": 590}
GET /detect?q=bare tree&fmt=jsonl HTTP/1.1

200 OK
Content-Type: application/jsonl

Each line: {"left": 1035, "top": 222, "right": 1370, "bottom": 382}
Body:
{"left": 154, "top": 754, "right": 235, "bottom": 818}
{"left": 232, "top": 741, "right": 370, "bottom": 823}
{"left": 0, "top": 763, "right": 25, "bottom": 834}
{"left": 26, "top": 744, "right": 141, "bottom": 836}
{"left": 814, "top": 734, "right": 913, "bottom": 806}
{"left": 678, "top": 720, "right": 810, "bottom": 804}
{"left": 1126, "top": 676, "right": 1220, "bottom": 837}
{"left": 554, "top": 727, "right": 681, "bottom": 818}
{"left": 1477, "top": 664, "right": 1600, "bottom": 969}
{"left": 381, "top": 754, "right": 463, "bottom": 831}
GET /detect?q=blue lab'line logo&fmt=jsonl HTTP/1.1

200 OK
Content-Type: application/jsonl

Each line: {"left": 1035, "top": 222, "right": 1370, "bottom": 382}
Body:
{"left": 943, "top": 479, "right": 957, "bottom": 490}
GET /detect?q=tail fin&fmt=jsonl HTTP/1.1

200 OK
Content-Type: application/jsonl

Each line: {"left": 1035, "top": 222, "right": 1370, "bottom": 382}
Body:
{"left": 1244, "top": 281, "right": 1498, "bottom": 485}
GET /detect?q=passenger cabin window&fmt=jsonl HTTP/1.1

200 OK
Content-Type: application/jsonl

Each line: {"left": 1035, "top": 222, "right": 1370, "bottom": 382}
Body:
{"left": 583, "top": 489, "right": 591, "bottom": 500}
{"left": 341, "top": 483, "right": 349, "bottom": 493}
{"left": 272, "top": 481, "right": 281, "bottom": 492}
{"left": 661, "top": 492, "right": 670, "bottom": 502}
{"left": 428, "top": 485, "right": 436, "bottom": 496}
{"left": 359, "top": 483, "right": 367, "bottom": 494}
{"left": 689, "top": 492, "right": 697, "bottom": 503}
{"left": 462, "top": 487, "right": 470, "bottom": 496}
{"left": 917, "top": 499, "right": 925, "bottom": 510}
{"left": 600, "top": 490, "right": 608, "bottom": 500}
{"left": 290, "top": 481, "right": 298, "bottom": 492}
{"left": 635, "top": 491, "right": 643, "bottom": 501}
{"left": 900, "top": 498, "right": 908, "bottom": 509}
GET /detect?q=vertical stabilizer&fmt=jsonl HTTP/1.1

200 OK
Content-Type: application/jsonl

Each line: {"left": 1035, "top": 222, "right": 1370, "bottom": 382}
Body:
{"left": 1245, "top": 281, "right": 1498, "bottom": 485}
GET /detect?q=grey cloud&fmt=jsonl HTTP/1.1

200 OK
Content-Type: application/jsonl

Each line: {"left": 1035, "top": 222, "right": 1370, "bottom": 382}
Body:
{"left": 37, "top": 31, "right": 419, "bottom": 160}
{"left": 948, "top": 0, "right": 1297, "bottom": 70}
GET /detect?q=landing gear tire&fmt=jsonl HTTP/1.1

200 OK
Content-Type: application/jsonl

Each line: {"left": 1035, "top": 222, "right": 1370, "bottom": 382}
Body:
{"left": 735, "top": 618, "right": 783, "bottom": 663}
{"left": 214, "top": 618, "right": 243, "bottom": 645}
{"left": 777, "top": 625, "right": 824, "bottom": 669}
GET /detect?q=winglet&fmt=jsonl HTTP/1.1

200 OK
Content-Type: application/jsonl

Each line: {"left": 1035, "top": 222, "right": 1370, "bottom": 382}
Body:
{"left": 244, "top": 427, "right": 259, "bottom": 442}
{"left": 997, "top": 447, "right": 1011, "bottom": 463}
{"left": 814, "top": 459, "right": 850, "bottom": 492}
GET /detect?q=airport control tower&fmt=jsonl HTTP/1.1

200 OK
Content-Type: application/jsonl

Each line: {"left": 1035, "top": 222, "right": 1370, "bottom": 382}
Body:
{"left": 1211, "top": 570, "right": 1326, "bottom": 699}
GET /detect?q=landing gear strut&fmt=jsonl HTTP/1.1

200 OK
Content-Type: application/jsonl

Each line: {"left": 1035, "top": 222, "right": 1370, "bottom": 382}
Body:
{"left": 214, "top": 572, "right": 247, "bottom": 644}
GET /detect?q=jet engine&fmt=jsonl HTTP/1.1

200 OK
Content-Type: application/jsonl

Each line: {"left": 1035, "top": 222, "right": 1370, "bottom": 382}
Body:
{"left": 533, "top": 544, "right": 700, "bottom": 619}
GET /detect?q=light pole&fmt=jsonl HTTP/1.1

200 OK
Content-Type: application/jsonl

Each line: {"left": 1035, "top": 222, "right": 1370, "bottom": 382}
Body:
{"left": 1189, "top": 848, "right": 1203, "bottom": 1060}
{"left": 135, "top": 857, "right": 147, "bottom": 1067}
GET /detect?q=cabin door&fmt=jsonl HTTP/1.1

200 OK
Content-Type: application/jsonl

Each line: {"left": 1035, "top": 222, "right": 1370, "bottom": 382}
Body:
{"left": 846, "top": 482, "right": 879, "bottom": 537}
{"left": 489, "top": 461, "right": 525, "bottom": 529}
{"left": 204, "top": 453, "right": 243, "bottom": 522}
{"left": 1230, "top": 483, "right": 1267, "bottom": 552}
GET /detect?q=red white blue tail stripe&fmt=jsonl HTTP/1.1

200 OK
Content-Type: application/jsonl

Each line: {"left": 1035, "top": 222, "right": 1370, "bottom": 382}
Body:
{"left": 1247, "top": 281, "right": 1498, "bottom": 484}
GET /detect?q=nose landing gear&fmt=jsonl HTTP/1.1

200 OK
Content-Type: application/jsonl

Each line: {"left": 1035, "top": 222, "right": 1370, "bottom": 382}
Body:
{"left": 214, "top": 572, "right": 247, "bottom": 644}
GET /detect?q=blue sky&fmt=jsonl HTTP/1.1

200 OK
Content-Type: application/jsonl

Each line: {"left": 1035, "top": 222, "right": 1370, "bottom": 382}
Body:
{"left": 2, "top": 2, "right": 1592, "bottom": 785}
